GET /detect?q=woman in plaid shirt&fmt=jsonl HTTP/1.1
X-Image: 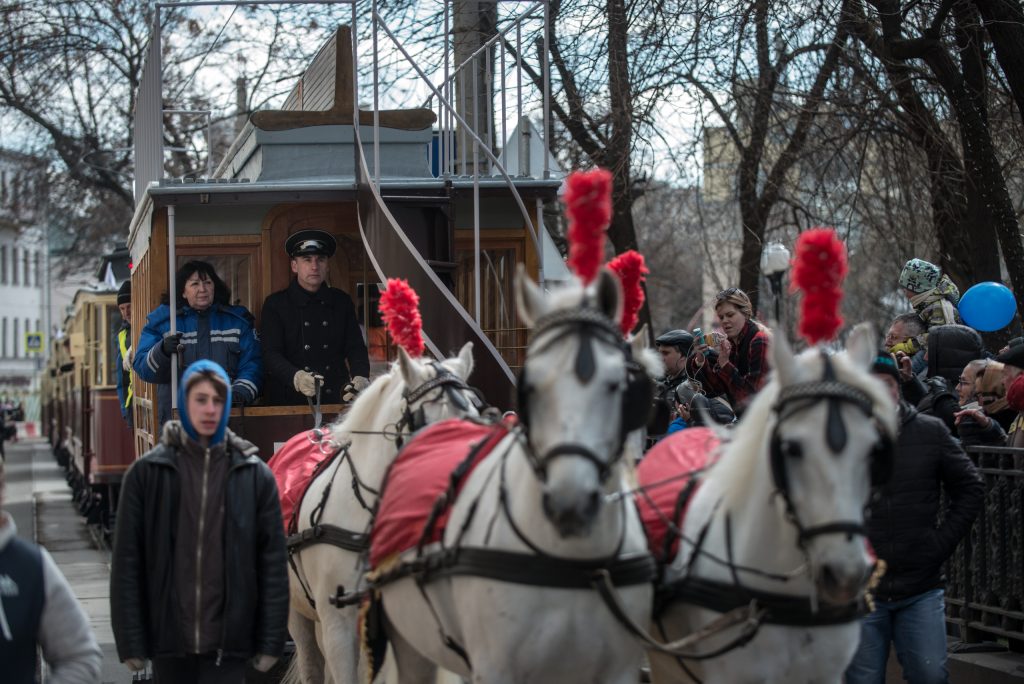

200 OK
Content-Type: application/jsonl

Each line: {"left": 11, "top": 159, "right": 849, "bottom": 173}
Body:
{"left": 687, "top": 288, "right": 771, "bottom": 414}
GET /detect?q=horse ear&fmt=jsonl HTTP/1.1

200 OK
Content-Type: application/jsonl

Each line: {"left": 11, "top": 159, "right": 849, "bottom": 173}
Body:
{"left": 771, "top": 330, "right": 798, "bottom": 387}
{"left": 396, "top": 345, "right": 424, "bottom": 387}
{"left": 630, "top": 324, "right": 649, "bottom": 355}
{"left": 593, "top": 268, "right": 623, "bottom": 323}
{"left": 453, "top": 341, "right": 475, "bottom": 380}
{"left": 515, "top": 263, "right": 547, "bottom": 328}
{"left": 846, "top": 323, "right": 876, "bottom": 371}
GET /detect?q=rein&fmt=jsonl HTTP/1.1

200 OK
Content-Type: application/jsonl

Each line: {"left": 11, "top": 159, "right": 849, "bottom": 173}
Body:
{"left": 288, "top": 366, "right": 483, "bottom": 609}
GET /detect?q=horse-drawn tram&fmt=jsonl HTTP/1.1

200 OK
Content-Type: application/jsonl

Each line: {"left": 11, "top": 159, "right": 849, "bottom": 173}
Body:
{"left": 39, "top": 286, "right": 135, "bottom": 533}
{"left": 127, "top": 11, "right": 565, "bottom": 458}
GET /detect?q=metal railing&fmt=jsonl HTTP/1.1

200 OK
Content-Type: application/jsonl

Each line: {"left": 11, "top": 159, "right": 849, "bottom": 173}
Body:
{"left": 946, "top": 445, "right": 1024, "bottom": 651}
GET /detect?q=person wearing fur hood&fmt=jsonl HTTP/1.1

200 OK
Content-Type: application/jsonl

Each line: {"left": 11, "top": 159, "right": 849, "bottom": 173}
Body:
{"left": 110, "top": 360, "right": 287, "bottom": 682}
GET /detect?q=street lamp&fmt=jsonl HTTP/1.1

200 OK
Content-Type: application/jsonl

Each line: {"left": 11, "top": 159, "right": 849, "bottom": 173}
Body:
{"left": 761, "top": 242, "right": 791, "bottom": 323}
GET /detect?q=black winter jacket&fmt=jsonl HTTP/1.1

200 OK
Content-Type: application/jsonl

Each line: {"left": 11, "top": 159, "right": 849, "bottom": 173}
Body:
{"left": 867, "top": 404, "right": 983, "bottom": 602}
{"left": 110, "top": 428, "right": 288, "bottom": 661}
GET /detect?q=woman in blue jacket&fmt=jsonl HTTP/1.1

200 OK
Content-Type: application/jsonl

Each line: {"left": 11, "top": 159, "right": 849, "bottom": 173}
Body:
{"left": 134, "top": 261, "right": 262, "bottom": 427}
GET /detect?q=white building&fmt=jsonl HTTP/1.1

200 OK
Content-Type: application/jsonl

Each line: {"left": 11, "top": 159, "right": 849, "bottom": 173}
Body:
{"left": 0, "top": 148, "right": 83, "bottom": 419}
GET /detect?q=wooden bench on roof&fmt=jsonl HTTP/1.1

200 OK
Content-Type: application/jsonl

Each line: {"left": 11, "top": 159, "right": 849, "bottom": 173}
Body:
{"left": 250, "top": 25, "right": 436, "bottom": 132}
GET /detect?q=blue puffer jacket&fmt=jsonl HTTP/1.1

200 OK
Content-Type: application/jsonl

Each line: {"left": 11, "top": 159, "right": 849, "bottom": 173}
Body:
{"left": 133, "top": 304, "right": 262, "bottom": 427}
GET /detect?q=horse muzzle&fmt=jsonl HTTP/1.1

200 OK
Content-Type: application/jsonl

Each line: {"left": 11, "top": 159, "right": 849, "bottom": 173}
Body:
{"left": 542, "top": 485, "right": 602, "bottom": 538}
{"left": 815, "top": 561, "right": 870, "bottom": 606}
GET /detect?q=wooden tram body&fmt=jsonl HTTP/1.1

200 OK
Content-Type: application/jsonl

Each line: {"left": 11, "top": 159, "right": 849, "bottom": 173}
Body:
{"left": 127, "top": 25, "right": 562, "bottom": 459}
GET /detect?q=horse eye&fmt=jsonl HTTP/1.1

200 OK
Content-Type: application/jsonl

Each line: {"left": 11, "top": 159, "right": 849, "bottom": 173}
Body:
{"left": 608, "top": 381, "right": 623, "bottom": 393}
{"left": 782, "top": 440, "right": 803, "bottom": 459}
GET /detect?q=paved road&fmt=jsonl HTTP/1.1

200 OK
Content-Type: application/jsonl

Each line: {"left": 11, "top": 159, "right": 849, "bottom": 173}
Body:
{"left": 5, "top": 438, "right": 132, "bottom": 684}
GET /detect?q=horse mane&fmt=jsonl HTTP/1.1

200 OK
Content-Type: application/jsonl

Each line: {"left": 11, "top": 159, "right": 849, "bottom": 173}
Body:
{"left": 711, "top": 346, "right": 896, "bottom": 509}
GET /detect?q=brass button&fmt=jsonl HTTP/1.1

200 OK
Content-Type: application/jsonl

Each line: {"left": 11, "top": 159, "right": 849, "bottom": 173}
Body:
{"left": 322, "top": 320, "right": 328, "bottom": 326}
{"left": 304, "top": 366, "right": 310, "bottom": 371}
{"left": 325, "top": 365, "right": 331, "bottom": 371}
{"left": 322, "top": 344, "right": 328, "bottom": 349}
{"left": 304, "top": 321, "right": 309, "bottom": 327}
{"left": 304, "top": 344, "right": 310, "bottom": 351}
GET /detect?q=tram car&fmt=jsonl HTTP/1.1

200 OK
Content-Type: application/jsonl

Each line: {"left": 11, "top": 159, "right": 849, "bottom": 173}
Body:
{"left": 43, "top": 288, "right": 135, "bottom": 532}
{"left": 127, "top": 21, "right": 565, "bottom": 458}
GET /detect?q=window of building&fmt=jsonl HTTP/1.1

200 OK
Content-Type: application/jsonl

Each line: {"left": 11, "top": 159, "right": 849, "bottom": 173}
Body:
{"left": 23, "top": 250, "right": 30, "bottom": 288}
{"left": 34, "top": 252, "right": 40, "bottom": 287}
{"left": 12, "top": 247, "right": 18, "bottom": 286}
{"left": 2, "top": 318, "right": 7, "bottom": 358}
{"left": 1, "top": 245, "right": 7, "bottom": 285}
{"left": 13, "top": 318, "right": 19, "bottom": 357}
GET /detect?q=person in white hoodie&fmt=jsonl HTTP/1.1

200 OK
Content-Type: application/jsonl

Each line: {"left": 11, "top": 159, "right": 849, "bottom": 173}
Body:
{"left": 0, "top": 460, "right": 102, "bottom": 683}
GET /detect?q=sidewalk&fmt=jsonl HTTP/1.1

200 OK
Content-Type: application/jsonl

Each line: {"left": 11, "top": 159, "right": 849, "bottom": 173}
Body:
{"left": 5, "top": 438, "right": 131, "bottom": 684}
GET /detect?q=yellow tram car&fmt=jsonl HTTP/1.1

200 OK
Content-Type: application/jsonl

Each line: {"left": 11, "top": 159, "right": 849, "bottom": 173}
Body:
{"left": 43, "top": 288, "right": 134, "bottom": 530}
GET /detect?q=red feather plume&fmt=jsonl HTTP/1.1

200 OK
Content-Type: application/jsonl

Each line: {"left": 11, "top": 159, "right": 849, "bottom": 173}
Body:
{"left": 564, "top": 168, "right": 613, "bottom": 284}
{"left": 790, "top": 227, "right": 848, "bottom": 345}
{"left": 379, "top": 278, "right": 425, "bottom": 357}
{"left": 607, "top": 250, "right": 648, "bottom": 336}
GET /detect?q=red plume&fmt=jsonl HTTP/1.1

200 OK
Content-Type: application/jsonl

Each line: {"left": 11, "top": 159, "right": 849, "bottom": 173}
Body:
{"left": 790, "top": 227, "right": 848, "bottom": 345}
{"left": 378, "top": 278, "right": 425, "bottom": 357}
{"left": 564, "top": 168, "right": 613, "bottom": 284}
{"left": 607, "top": 250, "right": 648, "bottom": 336}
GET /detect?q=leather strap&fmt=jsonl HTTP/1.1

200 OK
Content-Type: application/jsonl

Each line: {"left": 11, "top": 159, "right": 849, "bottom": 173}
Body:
{"left": 661, "top": 575, "right": 865, "bottom": 627}
{"left": 287, "top": 523, "right": 369, "bottom": 554}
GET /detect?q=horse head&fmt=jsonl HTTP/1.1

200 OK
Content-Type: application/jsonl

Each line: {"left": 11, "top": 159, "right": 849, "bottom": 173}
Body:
{"left": 767, "top": 324, "right": 897, "bottom": 605}
{"left": 515, "top": 266, "right": 653, "bottom": 538}
{"left": 327, "top": 341, "right": 480, "bottom": 447}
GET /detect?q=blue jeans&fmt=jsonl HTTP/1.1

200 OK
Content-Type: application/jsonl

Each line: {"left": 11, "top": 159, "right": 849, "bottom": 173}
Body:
{"left": 845, "top": 588, "right": 948, "bottom": 684}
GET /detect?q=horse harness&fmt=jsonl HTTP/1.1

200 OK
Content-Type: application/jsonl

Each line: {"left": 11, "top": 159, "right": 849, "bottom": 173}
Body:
{"left": 362, "top": 306, "right": 659, "bottom": 668}
{"left": 647, "top": 352, "right": 894, "bottom": 672}
{"left": 286, "top": 364, "right": 482, "bottom": 609}
{"left": 516, "top": 306, "right": 654, "bottom": 483}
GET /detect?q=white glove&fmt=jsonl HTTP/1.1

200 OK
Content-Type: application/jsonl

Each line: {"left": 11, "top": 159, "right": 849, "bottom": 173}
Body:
{"left": 252, "top": 653, "right": 278, "bottom": 673}
{"left": 342, "top": 376, "right": 370, "bottom": 402}
{"left": 122, "top": 346, "right": 133, "bottom": 372}
{"left": 124, "top": 658, "right": 146, "bottom": 672}
{"left": 293, "top": 370, "right": 323, "bottom": 398}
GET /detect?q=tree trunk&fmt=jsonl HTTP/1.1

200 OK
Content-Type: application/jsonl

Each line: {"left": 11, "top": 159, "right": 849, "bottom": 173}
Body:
{"left": 453, "top": 0, "right": 497, "bottom": 174}
{"left": 971, "top": 0, "right": 1024, "bottom": 122}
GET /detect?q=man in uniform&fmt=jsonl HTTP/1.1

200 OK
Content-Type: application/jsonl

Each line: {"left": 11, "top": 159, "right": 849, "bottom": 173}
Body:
{"left": 114, "top": 279, "right": 133, "bottom": 427}
{"left": 260, "top": 229, "right": 371, "bottom": 405}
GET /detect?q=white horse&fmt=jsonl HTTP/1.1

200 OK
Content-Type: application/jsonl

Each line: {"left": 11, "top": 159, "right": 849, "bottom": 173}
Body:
{"left": 285, "top": 343, "right": 479, "bottom": 684}
{"left": 647, "top": 325, "right": 898, "bottom": 683}
{"left": 377, "top": 268, "right": 656, "bottom": 684}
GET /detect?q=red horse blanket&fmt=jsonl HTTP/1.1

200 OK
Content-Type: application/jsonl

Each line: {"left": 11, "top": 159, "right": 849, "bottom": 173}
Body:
{"left": 636, "top": 427, "right": 721, "bottom": 563}
{"left": 269, "top": 430, "right": 335, "bottom": 534}
{"left": 369, "top": 418, "right": 512, "bottom": 568}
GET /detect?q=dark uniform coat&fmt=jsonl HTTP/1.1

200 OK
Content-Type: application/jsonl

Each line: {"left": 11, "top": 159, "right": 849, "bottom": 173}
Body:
{"left": 260, "top": 280, "right": 371, "bottom": 405}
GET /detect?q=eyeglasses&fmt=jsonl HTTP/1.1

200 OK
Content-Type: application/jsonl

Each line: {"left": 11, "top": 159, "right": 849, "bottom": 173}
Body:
{"left": 956, "top": 377, "right": 972, "bottom": 387}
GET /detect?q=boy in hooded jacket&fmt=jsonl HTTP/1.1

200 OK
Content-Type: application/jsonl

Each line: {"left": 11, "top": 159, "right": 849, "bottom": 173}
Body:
{"left": 110, "top": 360, "right": 288, "bottom": 682}
{"left": 898, "top": 258, "right": 962, "bottom": 336}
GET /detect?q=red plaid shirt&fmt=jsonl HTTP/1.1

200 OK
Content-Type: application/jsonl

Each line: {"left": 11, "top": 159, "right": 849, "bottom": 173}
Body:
{"left": 687, "top": 320, "right": 771, "bottom": 412}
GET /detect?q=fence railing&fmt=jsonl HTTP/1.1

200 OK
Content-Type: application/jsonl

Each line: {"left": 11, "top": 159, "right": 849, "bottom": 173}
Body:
{"left": 945, "top": 445, "right": 1024, "bottom": 651}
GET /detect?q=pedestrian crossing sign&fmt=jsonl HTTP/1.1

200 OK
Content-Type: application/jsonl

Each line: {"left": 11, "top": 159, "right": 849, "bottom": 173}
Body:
{"left": 25, "top": 331, "right": 44, "bottom": 353}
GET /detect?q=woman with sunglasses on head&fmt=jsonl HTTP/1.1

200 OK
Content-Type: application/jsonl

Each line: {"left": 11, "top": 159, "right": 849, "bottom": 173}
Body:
{"left": 687, "top": 288, "right": 771, "bottom": 415}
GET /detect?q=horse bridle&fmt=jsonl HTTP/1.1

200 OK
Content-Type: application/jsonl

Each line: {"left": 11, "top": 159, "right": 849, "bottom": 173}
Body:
{"left": 517, "top": 307, "right": 652, "bottom": 483}
{"left": 395, "top": 362, "right": 487, "bottom": 447}
{"left": 769, "top": 353, "right": 893, "bottom": 547}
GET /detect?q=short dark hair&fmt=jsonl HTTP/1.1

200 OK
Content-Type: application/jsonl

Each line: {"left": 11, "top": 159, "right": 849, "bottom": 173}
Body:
{"left": 185, "top": 369, "right": 229, "bottom": 402}
{"left": 891, "top": 312, "right": 925, "bottom": 337}
{"left": 176, "top": 261, "right": 231, "bottom": 309}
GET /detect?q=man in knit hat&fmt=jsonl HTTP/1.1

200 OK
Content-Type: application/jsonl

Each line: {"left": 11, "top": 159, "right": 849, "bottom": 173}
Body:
{"left": 899, "top": 258, "right": 962, "bottom": 333}
{"left": 114, "top": 279, "right": 133, "bottom": 427}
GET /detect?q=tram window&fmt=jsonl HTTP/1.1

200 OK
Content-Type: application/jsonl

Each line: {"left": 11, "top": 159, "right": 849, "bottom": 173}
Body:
{"left": 175, "top": 254, "right": 253, "bottom": 312}
{"left": 106, "top": 305, "right": 120, "bottom": 386}
{"left": 356, "top": 282, "right": 390, "bottom": 372}
{"left": 93, "top": 307, "right": 104, "bottom": 386}
{"left": 454, "top": 245, "right": 524, "bottom": 369}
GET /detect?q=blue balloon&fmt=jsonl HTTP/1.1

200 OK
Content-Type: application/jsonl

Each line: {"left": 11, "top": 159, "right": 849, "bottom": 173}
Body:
{"left": 958, "top": 281, "right": 1017, "bottom": 332}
